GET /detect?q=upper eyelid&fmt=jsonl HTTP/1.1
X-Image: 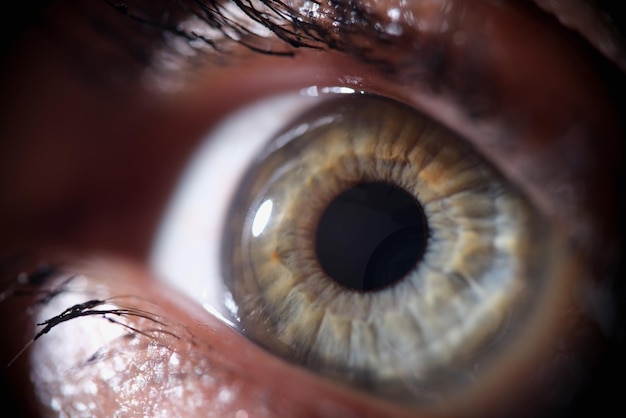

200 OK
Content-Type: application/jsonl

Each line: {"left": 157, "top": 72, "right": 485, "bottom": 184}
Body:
{"left": 50, "top": 0, "right": 620, "bottom": 126}
{"left": 103, "top": 1, "right": 488, "bottom": 115}
{"left": 34, "top": 0, "right": 625, "bottom": 102}
{"left": 117, "top": 2, "right": 618, "bottom": 231}
{"left": 77, "top": 1, "right": 466, "bottom": 88}
{"left": 36, "top": 1, "right": 621, "bottom": 254}
{"left": 81, "top": 1, "right": 379, "bottom": 62}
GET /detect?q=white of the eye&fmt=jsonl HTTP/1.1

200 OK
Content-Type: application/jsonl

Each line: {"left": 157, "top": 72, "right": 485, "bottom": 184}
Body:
{"left": 150, "top": 90, "right": 328, "bottom": 324}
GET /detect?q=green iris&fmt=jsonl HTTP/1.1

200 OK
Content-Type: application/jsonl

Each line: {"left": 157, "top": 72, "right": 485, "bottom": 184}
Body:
{"left": 221, "top": 94, "right": 550, "bottom": 402}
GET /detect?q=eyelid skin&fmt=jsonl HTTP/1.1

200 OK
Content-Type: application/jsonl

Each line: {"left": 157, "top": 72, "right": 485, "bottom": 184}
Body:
{"left": 0, "top": 0, "right": 623, "bottom": 417}
{"left": 0, "top": 257, "right": 426, "bottom": 417}
{"left": 0, "top": 250, "right": 586, "bottom": 418}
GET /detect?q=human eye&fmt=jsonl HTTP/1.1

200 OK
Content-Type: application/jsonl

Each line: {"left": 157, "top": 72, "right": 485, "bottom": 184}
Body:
{"left": 0, "top": 1, "right": 623, "bottom": 417}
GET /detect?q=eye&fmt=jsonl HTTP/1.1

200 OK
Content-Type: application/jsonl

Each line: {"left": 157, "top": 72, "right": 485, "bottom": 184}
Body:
{"left": 140, "top": 0, "right": 622, "bottom": 412}
{"left": 0, "top": 0, "right": 622, "bottom": 416}
{"left": 151, "top": 85, "right": 574, "bottom": 405}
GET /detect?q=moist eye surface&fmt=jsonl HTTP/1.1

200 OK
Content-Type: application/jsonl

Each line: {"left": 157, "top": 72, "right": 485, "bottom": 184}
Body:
{"left": 220, "top": 94, "right": 551, "bottom": 402}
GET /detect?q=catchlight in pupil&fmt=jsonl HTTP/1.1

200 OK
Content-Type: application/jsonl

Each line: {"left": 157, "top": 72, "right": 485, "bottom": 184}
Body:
{"left": 315, "top": 182, "right": 428, "bottom": 292}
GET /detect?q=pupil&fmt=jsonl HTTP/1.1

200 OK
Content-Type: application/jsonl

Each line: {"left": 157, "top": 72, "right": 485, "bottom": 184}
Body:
{"left": 315, "top": 182, "right": 428, "bottom": 292}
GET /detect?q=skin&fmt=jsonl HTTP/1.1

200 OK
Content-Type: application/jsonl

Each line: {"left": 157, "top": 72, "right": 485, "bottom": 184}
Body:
{"left": 0, "top": 0, "right": 623, "bottom": 417}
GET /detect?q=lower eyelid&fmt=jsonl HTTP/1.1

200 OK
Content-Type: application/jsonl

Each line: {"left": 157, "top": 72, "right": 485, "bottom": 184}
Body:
{"left": 0, "top": 254, "right": 601, "bottom": 418}
{"left": 0, "top": 258, "right": 424, "bottom": 418}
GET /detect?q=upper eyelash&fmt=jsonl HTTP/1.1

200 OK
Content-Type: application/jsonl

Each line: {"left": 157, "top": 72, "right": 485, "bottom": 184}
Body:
{"left": 26, "top": 0, "right": 388, "bottom": 86}
{"left": 93, "top": 0, "right": 460, "bottom": 96}
{"left": 99, "top": 0, "right": 379, "bottom": 60}
{"left": 32, "top": 0, "right": 460, "bottom": 94}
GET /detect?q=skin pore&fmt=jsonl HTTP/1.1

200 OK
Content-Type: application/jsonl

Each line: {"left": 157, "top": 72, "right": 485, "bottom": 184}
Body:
{"left": 0, "top": 0, "right": 624, "bottom": 417}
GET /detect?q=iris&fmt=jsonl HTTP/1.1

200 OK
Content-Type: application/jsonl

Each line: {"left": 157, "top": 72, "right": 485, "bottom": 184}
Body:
{"left": 221, "top": 94, "right": 553, "bottom": 401}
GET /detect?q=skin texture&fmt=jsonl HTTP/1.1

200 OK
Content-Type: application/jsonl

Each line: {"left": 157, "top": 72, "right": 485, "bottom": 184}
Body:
{"left": 0, "top": 0, "right": 624, "bottom": 417}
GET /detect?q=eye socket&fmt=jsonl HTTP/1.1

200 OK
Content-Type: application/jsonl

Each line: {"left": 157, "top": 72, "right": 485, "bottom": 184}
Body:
{"left": 152, "top": 90, "right": 569, "bottom": 404}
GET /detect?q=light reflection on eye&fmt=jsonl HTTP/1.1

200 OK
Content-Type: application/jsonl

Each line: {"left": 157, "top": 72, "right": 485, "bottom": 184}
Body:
{"left": 251, "top": 199, "right": 273, "bottom": 237}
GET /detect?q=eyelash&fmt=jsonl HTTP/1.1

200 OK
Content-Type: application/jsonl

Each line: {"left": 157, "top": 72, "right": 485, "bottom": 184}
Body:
{"left": 58, "top": 0, "right": 466, "bottom": 98}
{"left": 74, "top": 0, "right": 377, "bottom": 70}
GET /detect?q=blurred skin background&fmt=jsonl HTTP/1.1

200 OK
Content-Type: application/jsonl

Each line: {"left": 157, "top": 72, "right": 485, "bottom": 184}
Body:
{"left": 0, "top": 0, "right": 624, "bottom": 417}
